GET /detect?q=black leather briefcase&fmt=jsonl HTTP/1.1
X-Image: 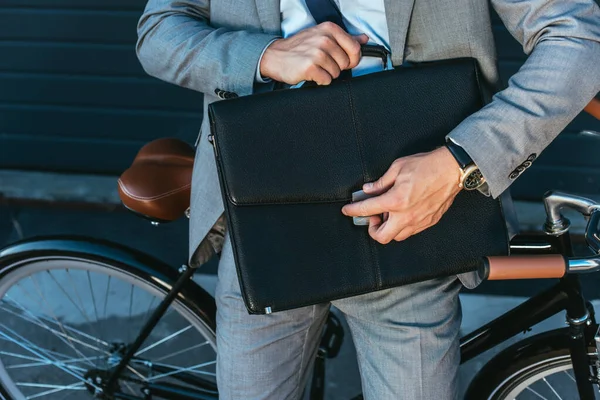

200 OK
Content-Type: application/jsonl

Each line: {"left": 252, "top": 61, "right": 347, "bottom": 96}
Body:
{"left": 208, "top": 58, "right": 510, "bottom": 314}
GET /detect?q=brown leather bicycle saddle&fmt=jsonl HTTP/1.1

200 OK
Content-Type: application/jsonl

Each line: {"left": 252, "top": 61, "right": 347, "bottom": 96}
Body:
{"left": 118, "top": 138, "right": 194, "bottom": 222}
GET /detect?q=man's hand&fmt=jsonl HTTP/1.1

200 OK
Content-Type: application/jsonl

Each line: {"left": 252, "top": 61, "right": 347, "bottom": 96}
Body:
{"left": 341, "top": 147, "right": 463, "bottom": 244}
{"left": 260, "top": 22, "right": 369, "bottom": 86}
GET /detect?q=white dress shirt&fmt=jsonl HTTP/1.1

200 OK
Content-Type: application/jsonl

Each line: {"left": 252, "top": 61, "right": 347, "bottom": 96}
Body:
{"left": 257, "top": 0, "right": 391, "bottom": 82}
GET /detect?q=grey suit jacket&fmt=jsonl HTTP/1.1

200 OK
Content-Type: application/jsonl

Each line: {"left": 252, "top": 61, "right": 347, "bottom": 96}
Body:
{"left": 136, "top": 0, "right": 600, "bottom": 288}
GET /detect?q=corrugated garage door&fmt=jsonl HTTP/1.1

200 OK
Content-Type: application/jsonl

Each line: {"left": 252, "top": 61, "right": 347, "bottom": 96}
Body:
{"left": 0, "top": 0, "right": 204, "bottom": 174}
{"left": 0, "top": 0, "right": 598, "bottom": 200}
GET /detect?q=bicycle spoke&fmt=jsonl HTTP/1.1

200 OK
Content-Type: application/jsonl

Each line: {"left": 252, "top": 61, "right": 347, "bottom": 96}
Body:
{"left": 102, "top": 275, "right": 111, "bottom": 370}
{"left": 147, "top": 360, "right": 217, "bottom": 377}
{"left": 126, "top": 365, "right": 147, "bottom": 382}
{"left": 152, "top": 360, "right": 216, "bottom": 377}
{"left": 525, "top": 386, "right": 550, "bottom": 400}
{"left": 87, "top": 271, "right": 101, "bottom": 340}
{"left": 134, "top": 326, "right": 193, "bottom": 357}
{"left": 563, "top": 370, "right": 576, "bottom": 383}
{"left": 1, "top": 351, "right": 46, "bottom": 364}
{"left": 0, "top": 336, "right": 96, "bottom": 375}
{"left": 146, "top": 361, "right": 217, "bottom": 381}
{"left": 153, "top": 341, "right": 211, "bottom": 363}
{"left": 25, "top": 276, "right": 97, "bottom": 365}
{"left": 542, "top": 377, "right": 563, "bottom": 400}
{"left": 128, "top": 283, "right": 134, "bottom": 344}
{"left": 143, "top": 296, "right": 157, "bottom": 325}
{"left": 123, "top": 380, "right": 137, "bottom": 396}
{"left": 0, "top": 336, "right": 96, "bottom": 365}
{"left": 3, "top": 296, "right": 109, "bottom": 347}
{"left": 2, "top": 296, "right": 99, "bottom": 367}
{"left": 0, "top": 323, "right": 101, "bottom": 393}
{"left": 64, "top": 269, "right": 104, "bottom": 352}
{"left": 47, "top": 270, "right": 103, "bottom": 343}
{"left": 9, "top": 362, "right": 87, "bottom": 373}
{"left": 17, "top": 382, "right": 85, "bottom": 390}
{"left": 6, "top": 354, "right": 102, "bottom": 371}
{"left": 102, "top": 275, "right": 111, "bottom": 322}
{"left": 0, "top": 301, "right": 109, "bottom": 358}
{"left": 26, "top": 382, "right": 86, "bottom": 400}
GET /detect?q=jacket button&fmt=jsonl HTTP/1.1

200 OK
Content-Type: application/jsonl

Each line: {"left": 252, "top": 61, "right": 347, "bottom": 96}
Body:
{"left": 214, "top": 88, "right": 238, "bottom": 100}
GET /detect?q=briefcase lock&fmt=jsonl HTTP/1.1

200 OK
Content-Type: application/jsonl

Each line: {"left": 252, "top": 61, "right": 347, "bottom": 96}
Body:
{"left": 351, "top": 190, "right": 376, "bottom": 226}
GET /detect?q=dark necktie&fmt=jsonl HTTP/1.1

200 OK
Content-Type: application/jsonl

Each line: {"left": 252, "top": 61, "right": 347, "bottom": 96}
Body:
{"left": 304, "top": 0, "right": 352, "bottom": 80}
{"left": 304, "top": 0, "right": 349, "bottom": 31}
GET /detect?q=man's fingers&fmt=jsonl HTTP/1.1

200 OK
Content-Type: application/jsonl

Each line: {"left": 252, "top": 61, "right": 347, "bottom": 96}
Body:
{"left": 382, "top": 212, "right": 389, "bottom": 223}
{"left": 354, "top": 34, "right": 370, "bottom": 45}
{"left": 319, "top": 22, "right": 364, "bottom": 69}
{"left": 369, "top": 214, "right": 403, "bottom": 244}
{"left": 363, "top": 159, "right": 403, "bottom": 194}
{"left": 320, "top": 38, "right": 351, "bottom": 70}
{"left": 313, "top": 49, "right": 342, "bottom": 79}
{"left": 342, "top": 192, "right": 393, "bottom": 217}
{"left": 305, "top": 63, "right": 333, "bottom": 85}
{"left": 367, "top": 215, "right": 384, "bottom": 240}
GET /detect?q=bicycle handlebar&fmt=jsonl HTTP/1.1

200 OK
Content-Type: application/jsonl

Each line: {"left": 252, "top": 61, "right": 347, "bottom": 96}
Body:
{"left": 479, "top": 191, "right": 600, "bottom": 281}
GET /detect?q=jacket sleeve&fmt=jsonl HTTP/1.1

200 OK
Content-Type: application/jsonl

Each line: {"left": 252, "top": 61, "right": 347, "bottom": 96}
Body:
{"left": 135, "top": 0, "right": 280, "bottom": 97}
{"left": 446, "top": 0, "right": 600, "bottom": 198}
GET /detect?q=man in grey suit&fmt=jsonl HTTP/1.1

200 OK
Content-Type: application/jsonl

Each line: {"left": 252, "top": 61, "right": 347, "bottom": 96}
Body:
{"left": 136, "top": 0, "right": 600, "bottom": 398}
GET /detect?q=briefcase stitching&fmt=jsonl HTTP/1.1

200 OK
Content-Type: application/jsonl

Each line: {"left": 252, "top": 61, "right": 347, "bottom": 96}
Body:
{"left": 346, "top": 80, "right": 383, "bottom": 289}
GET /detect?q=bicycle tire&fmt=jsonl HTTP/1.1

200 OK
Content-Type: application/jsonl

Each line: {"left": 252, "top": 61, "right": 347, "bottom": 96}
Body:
{"left": 465, "top": 329, "right": 598, "bottom": 400}
{"left": 0, "top": 236, "right": 219, "bottom": 400}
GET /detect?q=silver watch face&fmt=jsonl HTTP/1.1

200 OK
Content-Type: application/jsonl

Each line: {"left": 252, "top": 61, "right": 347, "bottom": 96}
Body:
{"left": 464, "top": 169, "right": 485, "bottom": 190}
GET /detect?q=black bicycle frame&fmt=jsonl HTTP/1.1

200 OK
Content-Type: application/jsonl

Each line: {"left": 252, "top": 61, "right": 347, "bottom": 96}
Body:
{"left": 104, "top": 233, "right": 598, "bottom": 400}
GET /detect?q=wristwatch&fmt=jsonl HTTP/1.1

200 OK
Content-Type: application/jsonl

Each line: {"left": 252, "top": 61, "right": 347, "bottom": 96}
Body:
{"left": 445, "top": 140, "right": 487, "bottom": 191}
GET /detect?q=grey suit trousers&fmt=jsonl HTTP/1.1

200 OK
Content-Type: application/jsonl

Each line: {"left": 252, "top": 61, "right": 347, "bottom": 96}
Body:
{"left": 215, "top": 232, "right": 463, "bottom": 400}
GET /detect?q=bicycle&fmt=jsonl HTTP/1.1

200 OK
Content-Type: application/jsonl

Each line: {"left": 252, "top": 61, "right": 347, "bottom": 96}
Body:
{"left": 0, "top": 99, "right": 599, "bottom": 400}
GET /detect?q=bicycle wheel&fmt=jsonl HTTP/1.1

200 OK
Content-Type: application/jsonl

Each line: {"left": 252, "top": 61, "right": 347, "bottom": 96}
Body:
{"left": 0, "top": 254, "right": 218, "bottom": 400}
{"left": 466, "top": 345, "right": 599, "bottom": 399}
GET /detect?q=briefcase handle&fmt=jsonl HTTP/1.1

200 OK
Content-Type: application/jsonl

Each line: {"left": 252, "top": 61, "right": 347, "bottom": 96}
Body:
{"left": 360, "top": 44, "right": 390, "bottom": 68}
{"left": 300, "top": 44, "right": 391, "bottom": 89}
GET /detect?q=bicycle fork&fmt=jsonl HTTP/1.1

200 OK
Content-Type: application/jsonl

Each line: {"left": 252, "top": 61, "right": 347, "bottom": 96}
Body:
{"left": 564, "top": 282, "right": 597, "bottom": 400}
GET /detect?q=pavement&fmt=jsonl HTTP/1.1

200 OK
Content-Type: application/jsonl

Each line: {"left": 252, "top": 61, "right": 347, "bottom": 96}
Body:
{"left": 1, "top": 170, "right": 600, "bottom": 399}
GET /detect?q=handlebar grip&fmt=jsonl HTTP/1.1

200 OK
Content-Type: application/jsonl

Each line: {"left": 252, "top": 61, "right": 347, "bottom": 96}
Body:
{"left": 483, "top": 255, "right": 567, "bottom": 280}
{"left": 585, "top": 98, "right": 600, "bottom": 121}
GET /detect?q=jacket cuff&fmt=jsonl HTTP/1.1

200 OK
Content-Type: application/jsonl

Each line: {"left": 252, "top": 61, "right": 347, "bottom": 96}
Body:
{"left": 225, "top": 32, "right": 280, "bottom": 96}
{"left": 446, "top": 123, "right": 511, "bottom": 199}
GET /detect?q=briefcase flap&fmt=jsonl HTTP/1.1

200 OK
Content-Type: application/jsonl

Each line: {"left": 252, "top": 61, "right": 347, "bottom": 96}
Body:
{"left": 209, "top": 58, "right": 484, "bottom": 207}
{"left": 210, "top": 82, "right": 363, "bottom": 205}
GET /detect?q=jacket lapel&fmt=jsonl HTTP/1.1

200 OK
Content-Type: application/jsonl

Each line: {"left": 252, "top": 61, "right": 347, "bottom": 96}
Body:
{"left": 255, "top": 0, "right": 281, "bottom": 35}
{"left": 383, "top": 0, "right": 416, "bottom": 65}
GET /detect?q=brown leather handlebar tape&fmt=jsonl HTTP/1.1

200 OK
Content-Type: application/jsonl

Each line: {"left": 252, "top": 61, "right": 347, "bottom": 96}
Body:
{"left": 487, "top": 255, "right": 567, "bottom": 280}
{"left": 585, "top": 98, "right": 600, "bottom": 121}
